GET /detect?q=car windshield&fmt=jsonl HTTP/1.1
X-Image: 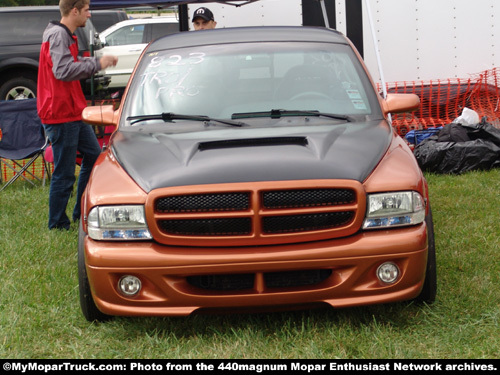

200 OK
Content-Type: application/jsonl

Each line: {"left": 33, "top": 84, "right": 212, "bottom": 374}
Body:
{"left": 122, "top": 42, "right": 381, "bottom": 127}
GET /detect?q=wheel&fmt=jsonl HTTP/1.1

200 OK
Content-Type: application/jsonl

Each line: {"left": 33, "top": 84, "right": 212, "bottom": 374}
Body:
{"left": 0, "top": 77, "right": 37, "bottom": 100}
{"left": 414, "top": 205, "right": 437, "bottom": 304}
{"left": 78, "top": 222, "right": 112, "bottom": 322}
{"left": 290, "top": 91, "right": 331, "bottom": 101}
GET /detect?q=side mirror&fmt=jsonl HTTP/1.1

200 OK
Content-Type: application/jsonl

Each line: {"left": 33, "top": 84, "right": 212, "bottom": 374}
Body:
{"left": 82, "top": 105, "right": 118, "bottom": 127}
{"left": 383, "top": 93, "right": 420, "bottom": 115}
{"left": 92, "top": 32, "right": 103, "bottom": 50}
{"left": 98, "top": 34, "right": 108, "bottom": 47}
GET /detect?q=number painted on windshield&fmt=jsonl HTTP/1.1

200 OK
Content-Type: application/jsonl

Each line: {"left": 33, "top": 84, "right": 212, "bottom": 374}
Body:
{"left": 139, "top": 52, "right": 209, "bottom": 99}
{"left": 147, "top": 52, "right": 205, "bottom": 68}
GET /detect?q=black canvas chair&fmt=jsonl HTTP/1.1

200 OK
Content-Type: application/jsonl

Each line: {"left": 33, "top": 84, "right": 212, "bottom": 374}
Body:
{"left": 0, "top": 99, "right": 51, "bottom": 192}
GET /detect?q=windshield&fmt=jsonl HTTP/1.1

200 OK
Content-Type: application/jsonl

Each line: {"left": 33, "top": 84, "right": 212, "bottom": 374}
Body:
{"left": 121, "top": 42, "right": 380, "bottom": 127}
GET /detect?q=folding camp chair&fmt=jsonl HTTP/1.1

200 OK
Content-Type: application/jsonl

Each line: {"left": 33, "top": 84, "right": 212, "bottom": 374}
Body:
{"left": 0, "top": 99, "right": 51, "bottom": 192}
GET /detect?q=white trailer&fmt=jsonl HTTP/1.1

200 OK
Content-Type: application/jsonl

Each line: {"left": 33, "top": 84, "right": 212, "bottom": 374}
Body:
{"left": 186, "top": 0, "right": 499, "bottom": 83}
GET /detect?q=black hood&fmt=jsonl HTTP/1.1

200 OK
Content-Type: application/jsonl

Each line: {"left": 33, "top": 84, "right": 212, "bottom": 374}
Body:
{"left": 111, "top": 120, "right": 391, "bottom": 192}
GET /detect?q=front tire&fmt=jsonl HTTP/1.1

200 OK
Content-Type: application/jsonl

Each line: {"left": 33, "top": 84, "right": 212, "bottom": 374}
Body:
{"left": 414, "top": 206, "right": 437, "bottom": 304}
{"left": 78, "top": 222, "right": 111, "bottom": 322}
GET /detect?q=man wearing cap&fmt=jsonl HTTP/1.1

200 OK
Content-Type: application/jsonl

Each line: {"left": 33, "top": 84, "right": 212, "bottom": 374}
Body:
{"left": 192, "top": 7, "right": 217, "bottom": 30}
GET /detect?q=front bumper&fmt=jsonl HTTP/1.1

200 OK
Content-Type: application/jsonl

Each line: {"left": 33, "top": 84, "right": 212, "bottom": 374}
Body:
{"left": 85, "top": 224, "right": 428, "bottom": 316}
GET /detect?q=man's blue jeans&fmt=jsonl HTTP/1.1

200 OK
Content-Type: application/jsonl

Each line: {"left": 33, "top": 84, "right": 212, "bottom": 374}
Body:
{"left": 43, "top": 121, "right": 101, "bottom": 230}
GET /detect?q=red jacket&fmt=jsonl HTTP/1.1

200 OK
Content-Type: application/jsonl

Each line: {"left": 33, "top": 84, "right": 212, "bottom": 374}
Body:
{"left": 37, "top": 22, "right": 100, "bottom": 124}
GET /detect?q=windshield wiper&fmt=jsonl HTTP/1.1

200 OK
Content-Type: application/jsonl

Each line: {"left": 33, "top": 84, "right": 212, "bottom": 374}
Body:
{"left": 231, "top": 109, "right": 353, "bottom": 122}
{"left": 127, "top": 113, "right": 246, "bottom": 127}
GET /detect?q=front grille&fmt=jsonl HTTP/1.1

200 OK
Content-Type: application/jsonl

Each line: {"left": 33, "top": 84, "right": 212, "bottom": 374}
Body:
{"left": 187, "top": 269, "right": 332, "bottom": 291}
{"left": 156, "top": 192, "right": 249, "bottom": 213}
{"left": 159, "top": 217, "right": 251, "bottom": 236}
{"left": 148, "top": 181, "right": 364, "bottom": 246}
{"left": 263, "top": 189, "right": 355, "bottom": 208}
{"left": 263, "top": 211, "right": 354, "bottom": 234}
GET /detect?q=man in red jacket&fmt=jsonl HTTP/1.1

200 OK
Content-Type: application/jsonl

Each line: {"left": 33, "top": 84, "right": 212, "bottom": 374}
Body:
{"left": 37, "top": 0, "right": 117, "bottom": 230}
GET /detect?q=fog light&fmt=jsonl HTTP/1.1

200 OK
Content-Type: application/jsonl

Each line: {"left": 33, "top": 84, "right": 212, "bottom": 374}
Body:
{"left": 118, "top": 275, "right": 141, "bottom": 296}
{"left": 376, "top": 262, "right": 400, "bottom": 284}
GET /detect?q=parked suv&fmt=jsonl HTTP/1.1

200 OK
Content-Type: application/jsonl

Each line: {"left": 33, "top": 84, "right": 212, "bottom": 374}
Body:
{"left": 95, "top": 17, "right": 179, "bottom": 88}
{"left": 0, "top": 6, "right": 105, "bottom": 101}
{"left": 80, "top": 26, "right": 436, "bottom": 321}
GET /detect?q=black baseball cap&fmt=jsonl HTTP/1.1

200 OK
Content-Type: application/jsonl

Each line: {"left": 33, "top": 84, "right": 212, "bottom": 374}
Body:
{"left": 193, "top": 7, "right": 214, "bottom": 21}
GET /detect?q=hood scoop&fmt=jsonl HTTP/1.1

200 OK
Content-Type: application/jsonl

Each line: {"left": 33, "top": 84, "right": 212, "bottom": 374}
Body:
{"left": 198, "top": 136, "right": 308, "bottom": 151}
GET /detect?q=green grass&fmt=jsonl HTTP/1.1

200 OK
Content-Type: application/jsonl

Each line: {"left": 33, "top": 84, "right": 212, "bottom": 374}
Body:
{"left": 1, "top": 170, "right": 499, "bottom": 359}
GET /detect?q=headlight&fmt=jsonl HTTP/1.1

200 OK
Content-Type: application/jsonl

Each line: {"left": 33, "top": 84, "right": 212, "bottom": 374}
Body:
{"left": 87, "top": 205, "right": 152, "bottom": 240}
{"left": 363, "top": 191, "right": 425, "bottom": 229}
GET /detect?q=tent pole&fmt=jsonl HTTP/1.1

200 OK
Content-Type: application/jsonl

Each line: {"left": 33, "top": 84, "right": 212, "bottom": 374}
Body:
{"left": 318, "top": 0, "right": 330, "bottom": 29}
{"left": 364, "top": 0, "right": 387, "bottom": 99}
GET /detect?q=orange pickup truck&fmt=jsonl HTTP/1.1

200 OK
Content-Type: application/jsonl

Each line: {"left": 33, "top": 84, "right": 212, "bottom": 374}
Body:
{"left": 79, "top": 26, "right": 435, "bottom": 321}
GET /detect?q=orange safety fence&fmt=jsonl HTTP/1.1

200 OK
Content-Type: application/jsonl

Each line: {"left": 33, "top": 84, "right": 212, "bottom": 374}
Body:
{"left": 379, "top": 67, "right": 500, "bottom": 136}
{"left": 1, "top": 98, "right": 120, "bottom": 185}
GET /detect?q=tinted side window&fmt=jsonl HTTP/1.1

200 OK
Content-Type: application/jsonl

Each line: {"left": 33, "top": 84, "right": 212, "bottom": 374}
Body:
{"left": 150, "top": 23, "right": 180, "bottom": 42}
{"left": 0, "top": 11, "right": 58, "bottom": 45}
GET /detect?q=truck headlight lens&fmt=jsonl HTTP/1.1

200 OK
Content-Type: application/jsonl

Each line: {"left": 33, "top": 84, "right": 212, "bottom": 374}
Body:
{"left": 87, "top": 205, "right": 152, "bottom": 240}
{"left": 363, "top": 191, "right": 425, "bottom": 229}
